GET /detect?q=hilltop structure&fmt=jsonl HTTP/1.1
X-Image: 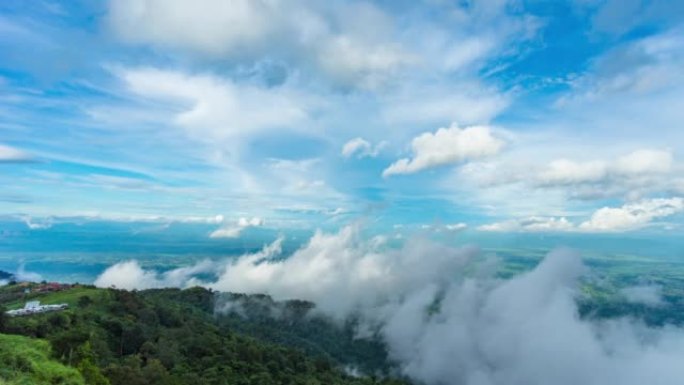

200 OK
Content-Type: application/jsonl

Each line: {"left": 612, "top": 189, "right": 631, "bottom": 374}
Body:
{"left": 6, "top": 300, "right": 68, "bottom": 317}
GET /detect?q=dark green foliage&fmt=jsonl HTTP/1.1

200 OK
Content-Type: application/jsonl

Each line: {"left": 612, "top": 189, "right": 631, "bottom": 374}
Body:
{"left": 0, "top": 305, "right": 7, "bottom": 333}
{"left": 1, "top": 286, "right": 411, "bottom": 385}
{"left": 77, "top": 295, "right": 93, "bottom": 308}
{"left": 214, "top": 293, "right": 395, "bottom": 375}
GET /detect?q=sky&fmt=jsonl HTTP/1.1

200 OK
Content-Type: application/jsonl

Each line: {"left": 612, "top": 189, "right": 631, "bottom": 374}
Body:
{"left": 2, "top": 0, "right": 684, "bottom": 238}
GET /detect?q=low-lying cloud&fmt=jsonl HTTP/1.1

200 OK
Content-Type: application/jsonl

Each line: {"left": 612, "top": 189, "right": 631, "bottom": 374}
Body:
{"left": 210, "top": 216, "right": 264, "bottom": 239}
{"left": 96, "top": 226, "right": 684, "bottom": 385}
{"left": 479, "top": 197, "right": 684, "bottom": 233}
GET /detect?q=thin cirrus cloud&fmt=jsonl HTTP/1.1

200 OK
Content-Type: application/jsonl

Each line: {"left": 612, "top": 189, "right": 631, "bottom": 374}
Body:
{"left": 117, "top": 67, "right": 311, "bottom": 144}
{"left": 383, "top": 123, "right": 505, "bottom": 177}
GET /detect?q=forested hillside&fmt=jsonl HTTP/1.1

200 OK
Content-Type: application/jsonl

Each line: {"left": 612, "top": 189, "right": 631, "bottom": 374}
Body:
{"left": 0, "top": 283, "right": 409, "bottom": 385}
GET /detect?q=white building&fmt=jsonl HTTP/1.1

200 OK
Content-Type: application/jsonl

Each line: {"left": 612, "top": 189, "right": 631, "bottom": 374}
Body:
{"left": 6, "top": 301, "right": 68, "bottom": 317}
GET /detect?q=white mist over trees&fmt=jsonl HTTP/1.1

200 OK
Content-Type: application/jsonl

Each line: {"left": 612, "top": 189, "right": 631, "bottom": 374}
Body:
{"left": 95, "top": 227, "right": 684, "bottom": 385}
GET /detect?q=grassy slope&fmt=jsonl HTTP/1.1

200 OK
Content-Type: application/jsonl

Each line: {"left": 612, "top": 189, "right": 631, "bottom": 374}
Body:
{"left": 4, "top": 287, "right": 103, "bottom": 310}
{"left": 0, "top": 333, "right": 84, "bottom": 385}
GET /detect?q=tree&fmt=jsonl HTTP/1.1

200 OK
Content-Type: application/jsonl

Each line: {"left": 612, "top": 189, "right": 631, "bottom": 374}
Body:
{"left": 77, "top": 342, "right": 111, "bottom": 385}
{"left": 78, "top": 295, "right": 93, "bottom": 308}
{"left": 0, "top": 306, "right": 7, "bottom": 332}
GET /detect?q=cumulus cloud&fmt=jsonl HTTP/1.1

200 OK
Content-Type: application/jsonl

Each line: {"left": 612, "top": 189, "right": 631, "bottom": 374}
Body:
{"left": 380, "top": 248, "right": 684, "bottom": 385}
{"left": 208, "top": 226, "right": 478, "bottom": 319}
{"left": 0, "top": 143, "right": 32, "bottom": 163}
{"left": 210, "top": 216, "right": 264, "bottom": 239}
{"left": 383, "top": 123, "right": 505, "bottom": 177}
{"left": 579, "top": 197, "right": 684, "bottom": 232}
{"left": 94, "top": 259, "right": 216, "bottom": 290}
{"left": 341, "top": 137, "right": 387, "bottom": 159}
{"left": 479, "top": 197, "right": 684, "bottom": 233}
{"left": 460, "top": 148, "right": 680, "bottom": 203}
{"left": 95, "top": 227, "right": 684, "bottom": 385}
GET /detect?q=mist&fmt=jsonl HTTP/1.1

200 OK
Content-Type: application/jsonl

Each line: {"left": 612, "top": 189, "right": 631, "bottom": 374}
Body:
{"left": 95, "top": 226, "right": 684, "bottom": 385}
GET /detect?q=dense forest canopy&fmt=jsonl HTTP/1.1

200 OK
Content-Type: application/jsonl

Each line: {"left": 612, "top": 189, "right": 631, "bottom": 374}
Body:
{"left": 0, "top": 282, "right": 410, "bottom": 385}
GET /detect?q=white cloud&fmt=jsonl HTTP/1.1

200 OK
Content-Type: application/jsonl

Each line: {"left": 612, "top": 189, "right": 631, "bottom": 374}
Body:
{"left": 95, "top": 228, "right": 684, "bottom": 385}
{"left": 208, "top": 227, "right": 243, "bottom": 239}
{"left": 317, "top": 34, "right": 413, "bottom": 89}
{"left": 479, "top": 198, "right": 684, "bottom": 233}
{"left": 460, "top": 148, "right": 680, "bottom": 205}
{"left": 537, "top": 149, "right": 673, "bottom": 187}
{"left": 99, "top": 226, "right": 479, "bottom": 319}
{"left": 208, "top": 226, "right": 478, "bottom": 319}
{"left": 210, "top": 216, "right": 264, "bottom": 239}
{"left": 419, "top": 223, "right": 469, "bottom": 233}
{"left": 380, "top": 248, "right": 684, "bottom": 385}
{"left": 108, "top": 0, "right": 278, "bottom": 57}
{"left": 620, "top": 285, "right": 665, "bottom": 307}
{"left": 118, "top": 67, "right": 309, "bottom": 145}
{"left": 478, "top": 216, "right": 574, "bottom": 232}
{"left": 13, "top": 213, "right": 226, "bottom": 225}
{"left": 15, "top": 263, "right": 41, "bottom": 282}
{"left": 341, "top": 137, "right": 386, "bottom": 159}
{"left": 383, "top": 123, "right": 505, "bottom": 177}
{"left": 613, "top": 149, "right": 673, "bottom": 175}
{"left": 21, "top": 215, "right": 53, "bottom": 230}
{"left": 579, "top": 197, "right": 684, "bottom": 232}
{"left": 560, "top": 28, "right": 684, "bottom": 103}
{"left": 107, "top": 0, "right": 412, "bottom": 89}
{"left": 238, "top": 217, "right": 264, "bottom": 227}
{"left": 538, "top": 159, "right": 608, "bottom": 185}
{"left": 94, "top": 259, "right": 216, "bottom": 290}
{"left": 0, "top": 143, "right": 31, "bottom": 162}
{"left": 444, "top": 223, "right": 468, "bottom": 232}
{"left": 381, "top": 85, "right": 510, "bottom": 126}
{"left": 342, "top": 138, "right": 370, "bottom": 158}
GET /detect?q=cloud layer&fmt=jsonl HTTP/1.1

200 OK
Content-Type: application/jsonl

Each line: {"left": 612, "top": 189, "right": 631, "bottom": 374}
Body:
{"left": 96, "top": 226, "right": 684, "bottom": 385}
{"left": 479, "top": 197, "right": 684, "bottom": 233}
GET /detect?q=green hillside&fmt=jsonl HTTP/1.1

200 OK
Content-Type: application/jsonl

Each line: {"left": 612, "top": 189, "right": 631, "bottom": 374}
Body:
{"left": 0, "top": 284, "right": 409, "bottom": 385}
{"left": 0, "top": 333, "right": 84, "bottom": 385}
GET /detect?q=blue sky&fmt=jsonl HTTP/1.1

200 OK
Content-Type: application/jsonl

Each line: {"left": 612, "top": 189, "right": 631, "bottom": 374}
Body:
{"left": 1, "top": 0, "right": 684, "bottom": 238}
